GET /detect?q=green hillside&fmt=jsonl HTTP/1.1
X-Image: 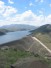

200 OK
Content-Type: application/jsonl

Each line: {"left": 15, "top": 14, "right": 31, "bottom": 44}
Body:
{"left": 32, "top": 24, "right": 51, "bottom": 49}
{"left": 0, "top": 28, "right": 9, "bottom": 35}
{"left": 0, "top": 48, "right": 34, "bottom": 68}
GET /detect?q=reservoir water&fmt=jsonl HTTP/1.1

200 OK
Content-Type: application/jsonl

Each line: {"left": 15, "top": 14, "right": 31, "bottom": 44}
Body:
{"left": 0, "top": 31, "right": 30, "bottom": 45}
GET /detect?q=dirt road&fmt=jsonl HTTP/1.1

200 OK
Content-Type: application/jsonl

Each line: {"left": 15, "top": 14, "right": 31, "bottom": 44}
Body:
{"left": 31, "top": 36, "right": 51, "bottom": 54}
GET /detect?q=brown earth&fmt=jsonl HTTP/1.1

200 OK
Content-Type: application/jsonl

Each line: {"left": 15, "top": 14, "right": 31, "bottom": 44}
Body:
{"left": 11, "top": 57, "right": 49, "bottom": 68}
{"left": 1, "top": 36, "right": 50, "bottom": 56}
{"left": 0, "top": 35, "right": 51, "bottom": 68}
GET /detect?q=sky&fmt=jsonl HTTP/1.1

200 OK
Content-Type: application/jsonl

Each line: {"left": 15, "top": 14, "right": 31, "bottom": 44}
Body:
{"left": 0, "top": 0, "right": 51, "bottom": 26}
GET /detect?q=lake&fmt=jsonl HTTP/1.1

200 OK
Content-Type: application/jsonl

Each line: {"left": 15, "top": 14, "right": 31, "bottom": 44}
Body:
{"left": 0, "top": 31, "right": 30, "bottom": 45}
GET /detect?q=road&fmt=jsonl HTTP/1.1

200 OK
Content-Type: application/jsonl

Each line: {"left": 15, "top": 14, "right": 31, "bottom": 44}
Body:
{"left": 28, "top": 36, "right": 51, "bottom": 54}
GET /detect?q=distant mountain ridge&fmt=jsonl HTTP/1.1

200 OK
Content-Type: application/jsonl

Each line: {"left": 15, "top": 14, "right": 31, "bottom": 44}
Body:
{"left": 0, "top": 24, "right": 36, "bottom": 35}
{"left": 1, "top": 24, "right": 36, "bottom": 32}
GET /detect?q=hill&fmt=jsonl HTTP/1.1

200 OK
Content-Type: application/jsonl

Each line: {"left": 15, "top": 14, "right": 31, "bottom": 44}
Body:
{"left": 0, "top": 31, "right": 5, "bottom": 35}
{"left": 32, "top": 24, "right": 51, "bottom": 50}
{"left": 32, "top": 24, "right": 51, "bottom": 34}
{"left": 0, "top": 29, "right": 7, "bottom": 35}
{"left": 1, "top": 24, "right": 36, "bottom": 32}
{"left": 0, "top": 28, "right": 9, "bottom": 35}
{"left": 0, "top": 24, "right": 51, "bottom": 68}
{"left": 0, "top": 24, "right": 36, "bottom": 35}
{"left": 0, "top": 35, "right": 51, "bottom": 68}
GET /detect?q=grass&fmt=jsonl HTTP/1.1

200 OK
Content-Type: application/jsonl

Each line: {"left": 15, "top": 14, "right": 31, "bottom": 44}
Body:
{"left": 34, "top": 33, "right": 51, "bottom": 49}
{"left": 0, "top": 48, "right": 34, "bottom": 68}
{"left": 0, "top": 46, "right": 51, "bottom": 68}
{"left": 41, "top": 57, "right": 51, "bottom": 68}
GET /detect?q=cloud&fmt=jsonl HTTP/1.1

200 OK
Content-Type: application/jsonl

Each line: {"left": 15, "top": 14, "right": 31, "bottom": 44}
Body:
{"left": 35, "top": 0, "right": 44, "bottom": 3}
{"left": 3, "top": 6, "right": 17, "bottom": 17}
{"left": 49, "top": 4, "right": 51, "bottom": 7}
{"left": 8, "top": 0, "right": 14, "bottom": 4}
{"left": 38, "top": 10, "right": 44, "bottom": 14}
{"left": 0, "top": 10, "right": 45, "bottom": 26}
{"left": 0, "top": 1, "right": 5, "bottom": 14}
{"left": 0, "top": 1, "right": 17, "bottom": 18}
{"left": 0, "top": 1, "right": 4, "bottom": 5}
{"left": 29, "top": 2, "right": 34, "bottom": 6}
{"left": 40, "top": 0, "right": 43, "bottom": 3}
{"left": 0, "top": 1, "right": 51, "bottom": 26}
{"left": 25, "top": 7, "right": 27, "bottom": 9}
{"left": 45, "top": 15, "right": 51, "bottom": 23}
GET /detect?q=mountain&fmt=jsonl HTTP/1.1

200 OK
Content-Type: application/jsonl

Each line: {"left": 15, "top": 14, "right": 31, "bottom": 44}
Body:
{"left": 32, "top": 24, "right": 51, "bottom": 50}
{"left": 0, "top": 31, "right": 5, "bottom": 35}
{"left": 1, "top": 24, "right": 36, "bottom": 32}
{"left": 0, "top": 28, "right": 9, "bottom": 35}
{"left": 0, "top": 24, "right": 51, "bottom": 68}
{"left": 0, "top": 24, "right": 36, "bottom": 35}
{"left": 0, "top": 28, "right": 8, "bottom": 35}
{"left": 32, "top": 24, "right": 51, "bottom": 34}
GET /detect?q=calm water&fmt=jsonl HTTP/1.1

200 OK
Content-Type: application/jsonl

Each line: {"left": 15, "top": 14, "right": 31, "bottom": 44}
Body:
{"left": 0, "top": 31, "right": 30, "bottom": 45}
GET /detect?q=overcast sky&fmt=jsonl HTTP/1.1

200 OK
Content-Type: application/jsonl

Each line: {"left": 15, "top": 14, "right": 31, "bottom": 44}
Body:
{"left": 0, "top": 0, "right": 51, "bottom": 26}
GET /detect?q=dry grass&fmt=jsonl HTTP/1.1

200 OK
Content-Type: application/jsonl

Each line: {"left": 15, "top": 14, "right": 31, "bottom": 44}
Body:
{"left": 34, "top": 33, "right": 51, "bottom": 50}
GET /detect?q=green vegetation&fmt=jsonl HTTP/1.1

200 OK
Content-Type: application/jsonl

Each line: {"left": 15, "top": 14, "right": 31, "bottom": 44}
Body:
{"left": 0, "top": 28, "right": 8, "bottom": 35}
{"left": 32, "top": 24, "right": 51, "bottom": 34}
{"left": 0, "top": 48, "right": 34, "bottom": 68}
{"left": 0, "top": 24, "right": 51, "bottom": 68}
{"left": 0, "top": 31, "right": 5, "bottom": 35}
{"left": 31, "top": 24, "right": 51, "bottom": 68}
{"left": 32, "top": 24, "right": 51, "bottom": 49}
{"left": 0, "top": 48, "right": 46, "bottom": 68}
{"left": 40, "top": 57, "right": 51, "bottom": 68}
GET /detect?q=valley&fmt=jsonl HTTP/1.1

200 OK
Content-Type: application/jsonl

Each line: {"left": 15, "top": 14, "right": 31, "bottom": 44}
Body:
{"left": 0, "top": 24, "right": 51, "bottom": 68}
